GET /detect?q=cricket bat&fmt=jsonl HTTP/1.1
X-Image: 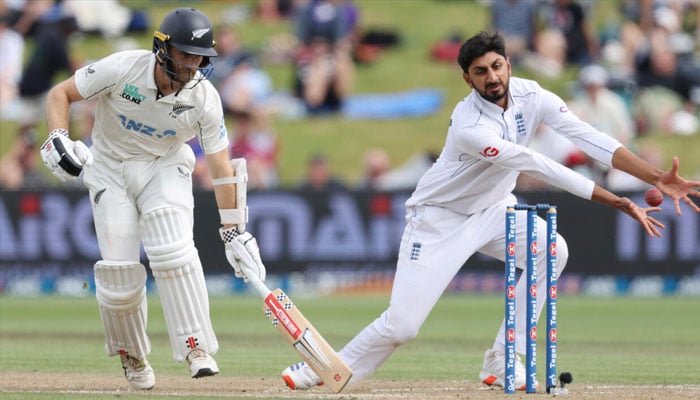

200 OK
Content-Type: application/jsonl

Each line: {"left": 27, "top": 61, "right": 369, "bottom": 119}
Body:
{"left": 239, "top": 263, "right": 353, "bottom": 393}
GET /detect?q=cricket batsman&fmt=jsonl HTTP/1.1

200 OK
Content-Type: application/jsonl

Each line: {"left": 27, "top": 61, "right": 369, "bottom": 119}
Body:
{"left": 40, "top": 7, "right": 265, "bottom": 390}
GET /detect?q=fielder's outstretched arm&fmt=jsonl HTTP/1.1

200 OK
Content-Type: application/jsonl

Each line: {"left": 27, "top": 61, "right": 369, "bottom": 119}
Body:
{"left": 611, "top": 147, "right": 700, "bottom": 214}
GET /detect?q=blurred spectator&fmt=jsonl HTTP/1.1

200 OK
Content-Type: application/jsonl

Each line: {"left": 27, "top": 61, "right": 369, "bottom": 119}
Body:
{"left": 489, "top": 0, "right": 537, "bottom": 65}
{"left": 633, "top": 86, "right": 699, "bottom": 135}
{"left": 63, "top": 0, "right": 145, "bottom": 38}
{"left": 566, "top": 64, "right": 654, "bottom": 190}
{"left": 489, "top": 0, "right": 567, "bottom": 78}
{"left": 357, "top": 147, "right": 391, "bottom": 190}
{"left": 220, "top": 55, "right": 274, "bottom": 117}
{"left": 632, "top": 7, "right": 699, "bottom": 135}
{"left": 568, "top": 64, "right": 636, "bottom": 146}
{"left": 297, "top": 153, "right": 345, "bottom": 191}
{"left": 0, "top": 127, "right": 51, "bottom": 190}
{"left": 517, "top": 124, "right": 596, "bottom": 191}
{"left": 606, "top": 142, "right": 665, "bottom": 190}
{"left": 0, "top": 6, "right": 24, "bottom": 116}
{"left": 209, "top": 24, "right": 256, "bottom": 88}
{"left": 257, "top": 0, "right": 297, "bottom": 22}
{"left": 16, "top": 3, "right": 79, "bottom": 130}
{"left": 6, "top": 0, "right": 54, "bottom": 36}
{"left": 211, "top": 24, "right": 274, "bottom": 117}
{"left": 537, "top": 0, "right": 599, "bottom": 66}
{"left": 292, "top": 0, "right": 357, "bottom": 115}
{"left": 429, "top": 31, "right": 464, "bottom": 64}
{"left": 374, "top": 150, "right": 438, "bottom": 191}
{"left": 230, "top": 109, "right": 279, "bottom": 190}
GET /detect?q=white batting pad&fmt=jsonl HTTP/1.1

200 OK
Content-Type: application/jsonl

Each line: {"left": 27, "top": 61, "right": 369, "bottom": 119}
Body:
{"left": 140, "top": 207, "right": 218, "bottom": 362}
{"left": 94, "top": 260, "right": 150, "bottom": 359}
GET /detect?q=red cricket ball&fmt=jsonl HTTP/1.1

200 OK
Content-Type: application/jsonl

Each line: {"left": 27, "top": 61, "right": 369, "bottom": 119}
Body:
{"left": 644, "top": 188, "right": 663, "bottom": 207}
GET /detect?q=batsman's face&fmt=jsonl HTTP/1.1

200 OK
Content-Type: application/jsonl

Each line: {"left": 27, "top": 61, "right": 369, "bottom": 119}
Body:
{"left": 463, "top": 52, "right": 511, "bottom": 107}
{"left": 168, "top": 47, "right": 204, "bottom": 85}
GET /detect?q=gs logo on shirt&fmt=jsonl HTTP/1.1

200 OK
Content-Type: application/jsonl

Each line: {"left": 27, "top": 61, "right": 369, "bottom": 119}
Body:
{"left": 479, "top": 146, "right": 499, "bottom": 157}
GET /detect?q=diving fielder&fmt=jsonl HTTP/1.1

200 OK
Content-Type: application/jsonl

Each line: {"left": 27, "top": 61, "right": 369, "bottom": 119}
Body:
{"left": 40, "top": 8, "right": 265, "bottom": 390}
{"left": 281, "top": 31, "right": 700, "bottom": 391}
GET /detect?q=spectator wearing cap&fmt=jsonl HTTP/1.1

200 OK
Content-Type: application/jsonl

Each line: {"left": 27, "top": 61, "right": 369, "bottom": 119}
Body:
{"left": 568, "top": 64, "right": 636, "bottom": 146}
{"left": 567, "top": 64, "right": 650, "bottom": 190}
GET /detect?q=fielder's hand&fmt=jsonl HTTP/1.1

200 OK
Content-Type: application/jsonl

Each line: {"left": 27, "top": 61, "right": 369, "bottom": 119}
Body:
{"left": 655, "top": 156, "right": 700, "bottom": 215}
{"left": 219, "top": 227, "right": 266, "bottom": 283}
{"left": 619, "top": 197, "right": 665, "bottom": 238}
{"left": 40, "top": 129, "right": 93, "bottom": 182}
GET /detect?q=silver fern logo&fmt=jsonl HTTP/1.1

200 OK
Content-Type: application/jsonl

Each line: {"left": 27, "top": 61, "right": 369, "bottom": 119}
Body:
{"left": 191, "top": 28, "right": 209, "bottom": 40}
{"left": 169, "top": 102, "right": 195, "bottom": 118}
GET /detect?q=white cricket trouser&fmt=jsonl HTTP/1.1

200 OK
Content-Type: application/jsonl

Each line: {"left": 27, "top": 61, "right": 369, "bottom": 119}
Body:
{"left": 338, "top": 194, "right": 569, "bottom": 383}
{"left": 83, "top": 145, "right": 196, "bottom": 260}
{"left": 83, "top": 144, "right": 218, "bottom": 361}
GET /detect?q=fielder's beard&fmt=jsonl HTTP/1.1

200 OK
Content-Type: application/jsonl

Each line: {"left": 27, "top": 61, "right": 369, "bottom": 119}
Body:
{"left": 477, "top": 80, "right": 509, "bottom": 104}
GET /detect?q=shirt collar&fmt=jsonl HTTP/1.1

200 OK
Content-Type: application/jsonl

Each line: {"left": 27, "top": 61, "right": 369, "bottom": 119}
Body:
{"left": 147, "top": 53, "right": 195, "bottom": 103}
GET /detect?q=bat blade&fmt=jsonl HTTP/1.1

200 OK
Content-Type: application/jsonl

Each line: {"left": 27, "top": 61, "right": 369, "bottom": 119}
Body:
{"left": 263, "top": 288, "right": 353, "bottom": 393}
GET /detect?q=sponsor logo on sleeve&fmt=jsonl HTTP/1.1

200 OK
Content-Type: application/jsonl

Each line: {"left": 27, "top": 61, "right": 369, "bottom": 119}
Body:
{"left": 479, "top": 146, "right": 499, "bottom": 157}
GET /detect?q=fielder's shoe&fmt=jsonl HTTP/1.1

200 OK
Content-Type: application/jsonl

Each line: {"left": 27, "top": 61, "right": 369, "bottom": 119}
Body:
{"left": 282, "top": 361, "right": 323, "bottom": 390}
{"left": 478, "top": 349, "right": 534, "bottom": 391}
{"left": 186, "top": 348, "right": 220, "bottom": 378}
{"left": 119, "top": 352, "right": 155, "bottom": 390}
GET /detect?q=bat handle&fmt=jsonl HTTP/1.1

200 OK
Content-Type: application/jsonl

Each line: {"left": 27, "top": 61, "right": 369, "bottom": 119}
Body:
{"left": 240, "top": 263, "right": 272, "bottom": 298}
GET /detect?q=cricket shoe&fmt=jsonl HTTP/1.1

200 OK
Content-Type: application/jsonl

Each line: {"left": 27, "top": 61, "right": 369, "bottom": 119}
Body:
{"left": 119, "top": 351, "right": 155, "bottom": 390}
{"left": 478, "top": 349, "right": 536, "bottom": 391}
{"left": 282, "top": 361, "right": 323, "bottom": 390}
{"left": 186, "top": 348, "right": 220, "bottom": 378}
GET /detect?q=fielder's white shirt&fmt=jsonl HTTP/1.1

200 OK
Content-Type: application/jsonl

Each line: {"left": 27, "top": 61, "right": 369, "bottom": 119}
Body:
{"left": 74, "top": 50, "right": 228, "bottom": 160}
{"left": 406, "top": 77, "right": 623, "bottom": 214}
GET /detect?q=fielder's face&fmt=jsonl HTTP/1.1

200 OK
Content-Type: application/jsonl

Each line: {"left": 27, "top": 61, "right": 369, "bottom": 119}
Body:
{"left": 463, "top": 51, "right": 511, "bottom": 108}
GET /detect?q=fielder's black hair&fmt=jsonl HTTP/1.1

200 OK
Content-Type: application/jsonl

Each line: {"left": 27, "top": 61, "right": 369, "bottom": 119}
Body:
{"left": 457, "top": 30, "right": 507, "bottom": 73}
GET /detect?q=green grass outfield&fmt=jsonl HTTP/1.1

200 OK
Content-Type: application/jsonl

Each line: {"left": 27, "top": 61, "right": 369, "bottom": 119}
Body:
{"left": 1, "top": 294, "right": 699, "bottom": 399}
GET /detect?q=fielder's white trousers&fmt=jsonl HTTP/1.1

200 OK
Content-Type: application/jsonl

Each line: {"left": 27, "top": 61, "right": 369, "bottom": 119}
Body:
{"left": 338, "top": 194, "right": 569, "bottom": 383}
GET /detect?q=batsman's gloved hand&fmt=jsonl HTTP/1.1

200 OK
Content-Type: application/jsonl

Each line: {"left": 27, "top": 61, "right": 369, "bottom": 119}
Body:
{"left": 219, "top": 227, "right": 266, "bottom": 283}
{"left": 40, "top": 128, "right": 93, "bottom": 182}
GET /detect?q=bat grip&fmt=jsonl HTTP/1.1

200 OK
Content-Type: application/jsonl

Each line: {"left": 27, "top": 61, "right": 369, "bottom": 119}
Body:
{"left": 241, "top": 263, "right": 272, "bottom": 298}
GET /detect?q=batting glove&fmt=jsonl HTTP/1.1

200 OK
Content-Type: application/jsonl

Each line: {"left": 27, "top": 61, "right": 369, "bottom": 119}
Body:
{"left": 220, "top": 227, "right": 266, "bottom": 283}
{"left": 40, "top": 129, "right": 93, "bottom": 182}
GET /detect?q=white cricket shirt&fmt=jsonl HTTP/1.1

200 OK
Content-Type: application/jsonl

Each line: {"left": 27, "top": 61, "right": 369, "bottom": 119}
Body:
{"left": 406, "top": 77, "right": 623, "bottom": 214}
{"left": 74, "top": 50, "right": 228, "bottom": 160}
